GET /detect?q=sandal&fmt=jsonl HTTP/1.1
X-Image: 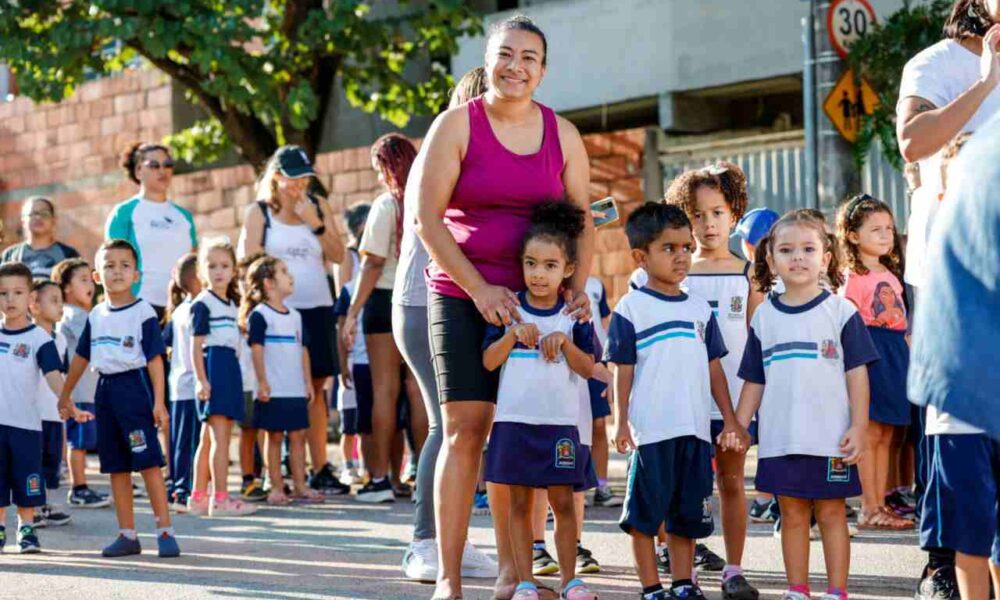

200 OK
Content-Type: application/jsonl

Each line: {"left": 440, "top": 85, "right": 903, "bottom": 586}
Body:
{"left": 856, "top": 507, "right": 914, "bottom": 530}
{"left": 293, "top": 489, "right": 325, "bottom": 504}
{"left": 266, "top": 492, "right": 292, "bottom": 506}
{"left": 512, "top": 582, "right": 540, "bottom": 600}
{"left": 561, "top": 578, "right": 598, "bottom": 599}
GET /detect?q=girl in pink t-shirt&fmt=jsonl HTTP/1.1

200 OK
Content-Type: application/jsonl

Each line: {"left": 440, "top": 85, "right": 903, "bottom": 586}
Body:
{"left": 836, "top": 194, "right": 913, "bottom": 532}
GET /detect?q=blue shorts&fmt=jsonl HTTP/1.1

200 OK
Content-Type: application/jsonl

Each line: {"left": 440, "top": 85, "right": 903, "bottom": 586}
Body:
{"left": 575, "top": 444, "right": 598, "bottom": 492}
{"left": 95, "top": 369, "right": 166, "bottom": 474}
{"left": 352, "top": 363, "right": 373, "bottom": 435}
{"left": 620, "top": 436, "right": 714, "bottom": 539}
{"left": 756, "top": 455, "right": 861, "bottom": 499}
{"left": 197, "top": 347, "right": 245, "bottom": 423}
{"left": 340, "top": 408, "right": 358, "bottom": 436}
{"left": 0, "top": 424, "right": 46, "bottom": 508}
{"left": 484, "top": 422, "right": 586, "bottom": 489}
{"left": 253, "top": 397, "right": 309, "bottom": 432}
{"left": 867, "top": 327, "right": 910, "bottom": 426}
{"left": 921, "top": 434, "right": 1000, "bottom": 562}
{"left": 710, "top": 419, "right": 758, "bottom": 449}
{"left": 588, "top": 379, "right": 611, "bottom": 419}
{"left": 41, "top": 420, "right": 64, "bottom": 490}
{"left": 66, "top": 402, "right": 98, "bottom": 450}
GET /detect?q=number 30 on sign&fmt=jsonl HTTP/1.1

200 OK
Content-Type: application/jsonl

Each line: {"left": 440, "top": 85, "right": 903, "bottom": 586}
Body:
{"left": 827, "top": 0, "right": 877, "bottom": 59}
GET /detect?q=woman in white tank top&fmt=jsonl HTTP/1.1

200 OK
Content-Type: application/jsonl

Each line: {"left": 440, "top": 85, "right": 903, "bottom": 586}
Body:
{"left": 237, "top": 146, "right": 347, "bottom": 488}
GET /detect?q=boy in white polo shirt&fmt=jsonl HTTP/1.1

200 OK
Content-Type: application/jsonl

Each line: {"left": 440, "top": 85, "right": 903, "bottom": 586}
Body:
{"left": 605, "top": 204, "right": 748, "bottom": 600}
{"left": 0, "top": 262, "right": 82, "bottom": 553}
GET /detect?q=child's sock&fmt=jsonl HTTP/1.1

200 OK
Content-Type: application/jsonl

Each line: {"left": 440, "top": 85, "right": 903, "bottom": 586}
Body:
{"left": 119, "top": 528, "right": 138, "bottom": 540}
{"left": 156, "top": 526, "right": 175, "bottom": 538}
{"left": 372, "top": 476, "right": 387, "bottom": 484}
{"left": 642, "top": 583, "right": 663, "bottom": 597}
{"left": 722, "top": 564, "right": 743, "bottom": 582}
{"left": 825, "top": 588, "right": 846, "bottom": 600}
{"left": 242, "top": 474, "right": 254, "bottom": 486}
{"left": 532, "top": 539, "right": 546, "bottom": 551}
{"left": 789, "top": 583, "right": 811, "bottom": 597}
{"left": 597, "top": 478, "right": 608, "bottom": 488}
{"left": 671, "top": 578, "right": 693, "bottom": 590}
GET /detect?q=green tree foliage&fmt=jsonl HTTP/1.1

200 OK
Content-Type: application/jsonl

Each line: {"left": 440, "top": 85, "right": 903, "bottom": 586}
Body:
{"left": 0, "top": 1, "right": 481, "bottom": 170}
{"left": 847, "top": 0, "right": 951, "bottom": 170}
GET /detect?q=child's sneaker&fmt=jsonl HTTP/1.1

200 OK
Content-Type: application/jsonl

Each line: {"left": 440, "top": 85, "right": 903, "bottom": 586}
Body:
{"left": 36, "top": 505, "right": 72, "bottom": 527}
{"left": 169, "top": 493, "right": 190, "bottom": 514}
{"left": 102, "top": 534, "right": 141, "bottom": 557}
{"left": 532, "top": 547, "right": 559, "bottom": 575}
{"left": 240, "top": 479, "right": 268, "bottom": 503}
{"left": 641, "top": 591, "right": 669, "bottom": 600}
{"left": 157, "top": 531, "right": 181, "bottom": 558}
{"left": 593, "top": 484, "right": 623, "bottom": 507}
{"left": 748, "top": 498, "right": 777, "bottom": 523}
{"left": 885, "top": 489, "right": 916, "bottom": 517}
{"left": 67, "top": 486, "right": 110, "bottom": 508}
{"left": 210, "top": 495, "right": 258, "bottom": 517}
{"left": 187, "top": 494, "right": 210, "bottom": 516}
{"left": 693, "top": 543, "right": 725, "bottom": 571}
{"left": 309, "top": 463, "right": 351, "bottom": 495}
{"left": 561, "top": 578, "right": 598, "bottom": 599}
{"left": 472, "top": 490, "right": 491, "bottom": 516}
{"left": 576, "top": 545, "right": 601, "bottom": 573}
{"left": 656, "top": 545, "right": 671, "bottom": 574}
{"left": 355, "top": 479, "right": 394, "bottom": 503}
{"left": 721, "top": 574, "right": 759, "bottom": 600}
{"left": 779, "top": 593, "right": 811, "bottom": 600}
{"left": 17, "top": 524, "right": 41, "bottom": 554}
{"left": 131, "top": 483, "right": 146, "bottom": 498}
{"left": 670, "top": 584, "right": 707, "bottom": 599}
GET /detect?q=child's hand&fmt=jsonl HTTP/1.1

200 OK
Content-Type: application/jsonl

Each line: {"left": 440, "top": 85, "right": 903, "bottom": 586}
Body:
{"left": 511, "top": 323, "right": 540, "bottom": 348}
{"left": 257, "top": 380, "right": 272, "bottom": 403}
{"left": 196, "top": 379, "right": 212, "bottom": 402}
{"left": 153, "top": 403, "right": 170, "bottom": 431}
{"left": 612, "top": 422, "right": 636, "bottom": 454}
{"left": 342, "top": 313, "right": 359, "bottom": 349}
{"left": 72, "top": 408, "right": 95, "bottom": 423}
{"left": 306, "top": 388, "right": 317, "bottom": 407}
{"left": 592, "top": 363, "right": 612, "bottom": 385}
{"left": 540, "top": 331, "right": 567, "bottom": 362}
{"left": 840, "top": 425, "right": 866, "bottom": 464}
{"left": 339, "top": 370, "right": 353, "bottom": 391}
{"left": 716, "top": 421, "right": 750, "bottom": 453}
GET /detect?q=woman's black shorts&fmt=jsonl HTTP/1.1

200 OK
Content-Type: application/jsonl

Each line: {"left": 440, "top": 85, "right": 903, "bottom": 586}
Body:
{"left": 428, "top": 293, "right": 499, "bottom": 404}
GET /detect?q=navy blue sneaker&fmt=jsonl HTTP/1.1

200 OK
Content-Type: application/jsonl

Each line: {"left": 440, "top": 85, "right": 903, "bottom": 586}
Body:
{"left": 157, "top": 532, "right": 181, "bottom": 558}
{"left": 17, "top": 525, "right": 41, "bottom": 554}
{"left": 670, "top": 584, "right": 708, "bottom": 599}
{"left": 102, "top": 534, "right": 142, "bottom": 557}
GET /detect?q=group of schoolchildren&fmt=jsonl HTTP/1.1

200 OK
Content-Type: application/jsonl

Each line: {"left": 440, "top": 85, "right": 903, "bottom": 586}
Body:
{"left": 0, "top": 140, "right": 981, "bottom": 600}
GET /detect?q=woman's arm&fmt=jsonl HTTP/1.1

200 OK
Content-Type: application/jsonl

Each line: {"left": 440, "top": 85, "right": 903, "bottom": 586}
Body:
{"left": 315, "top": 198, "right": 346, "bottom": 265}
{"left": 342, "top": 254, "right": 384, "bottom": 347}
{"left": 238, "top": 203, "right": 265, "bottom": 259}
{"left": 557, "top": 115, "right": 594, "bottom": 299}
{"left": 897, "top": 26, "right": 1000, "bottom": 163}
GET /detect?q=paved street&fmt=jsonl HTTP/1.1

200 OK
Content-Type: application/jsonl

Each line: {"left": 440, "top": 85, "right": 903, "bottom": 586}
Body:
{"left": 1, "top": 447, "right": 926, "bottom": 599}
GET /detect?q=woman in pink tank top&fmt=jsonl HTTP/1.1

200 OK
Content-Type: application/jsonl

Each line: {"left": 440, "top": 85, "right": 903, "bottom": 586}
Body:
{"left": 411, "top": 16, "right": 594, "bottom": 600}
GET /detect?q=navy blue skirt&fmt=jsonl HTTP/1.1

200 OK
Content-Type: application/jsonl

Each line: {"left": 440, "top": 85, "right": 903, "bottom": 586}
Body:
{"left": 575, "top": 444, "right": 598, "bottom": 492}
{"left": 253, "top": 397, "right": 309, "bottom": 432}
{"left": 197, "top": 347, "right": 245, "bottom": 423}
{"left": 484, "top": 422, "right": 586, "bottom": 488}
{"left": 867, "top": 327, "right": 910, "bottom": 426}
{"left": 588, "top": 379, "right": 611, "bottom": 419}
{"left": 756, "top": 454, "right": 861, "bottom": 499}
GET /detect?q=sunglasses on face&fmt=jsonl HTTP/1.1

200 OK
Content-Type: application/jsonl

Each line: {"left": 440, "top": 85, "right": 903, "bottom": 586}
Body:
{"left": 24, "top": 211, "right": 53, "bottom": 219}
{"left": 143, "top": 159, "right": 175, "bottom": 170}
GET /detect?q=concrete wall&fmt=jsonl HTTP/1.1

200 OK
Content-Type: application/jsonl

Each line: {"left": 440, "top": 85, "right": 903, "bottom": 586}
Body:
{"left": 454, "top": 0, "right": 906, "bottom": 114}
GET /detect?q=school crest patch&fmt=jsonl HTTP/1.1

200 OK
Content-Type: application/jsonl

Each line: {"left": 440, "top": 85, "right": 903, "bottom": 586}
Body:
{"left": 129, "top": 429, "right": 147, "bottom": 453}
{"left": 26, "top": 473, "right": 42, "bottom": 496}
{"left": 11, "top": 343, "right": 30, "bottom": 359}
{"left": 121, "top": 336, "right": 136, "bottom": 349}
{"left": 821, "top": 339, "right": 839, "bottom": 360}
{"left": 827, "top": 457, "right": 849, "bottom": 483}
{"left": 702, "top": 496, "right": 714, "bottom": 524}
{"left": 728, "top": 296, "right": 744, "bottom": 319}
{"left": 554, "top": 438, "right": 576, "bottom": 469}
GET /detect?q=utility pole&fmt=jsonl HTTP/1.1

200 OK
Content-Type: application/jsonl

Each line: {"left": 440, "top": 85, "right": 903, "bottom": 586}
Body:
{"left": 813, "top": 0, "right": 860, "bottom": 214}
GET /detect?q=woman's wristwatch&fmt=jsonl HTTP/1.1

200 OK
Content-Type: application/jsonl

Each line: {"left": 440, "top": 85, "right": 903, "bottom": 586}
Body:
{"left": 312, "top": 224, "right": 326, "bottom": 236}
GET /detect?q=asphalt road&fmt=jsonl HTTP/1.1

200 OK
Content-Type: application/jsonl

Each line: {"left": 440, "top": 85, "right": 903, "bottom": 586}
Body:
{"left": 0, "top": 449, "right": 927, "bottom": 599}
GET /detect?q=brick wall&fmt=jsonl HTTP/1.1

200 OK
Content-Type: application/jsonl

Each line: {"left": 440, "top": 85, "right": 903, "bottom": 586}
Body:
{"left": 0, "top": 69, "right": 642, "bottom": 307}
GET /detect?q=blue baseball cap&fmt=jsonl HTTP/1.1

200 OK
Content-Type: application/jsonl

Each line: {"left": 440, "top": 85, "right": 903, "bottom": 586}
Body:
{"left": 276, "top": 145, "right": 316, "bottom": 179}
{"left": 732, "top": 207, "right": 780, "bottom": 246}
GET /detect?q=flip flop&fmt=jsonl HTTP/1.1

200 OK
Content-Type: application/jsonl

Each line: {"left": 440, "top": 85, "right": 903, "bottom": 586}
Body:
{"left": 561, "top": 579, "right": 599, "bottom": 600}
{"left": 293, "top": 489, "right": 325, "bottom": 504}
{"left": 266, "top": 492, "right": 292, "bottom": 506}
{"left": 856, "top": 507, "right": 913, "bottom": 530}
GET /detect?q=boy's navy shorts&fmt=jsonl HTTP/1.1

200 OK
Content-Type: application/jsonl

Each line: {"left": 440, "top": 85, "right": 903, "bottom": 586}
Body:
{"left": 620, "top": 436, "right": 714, "bottom": 539}
{"left": 95, "top": 369, "right": 166, "bottom": 474}
{"left": 0, "top": 424, "right": 46, "bottom": 508}
{"left": 41, "top": 420, "right": 64, "bottom": 489}
{"left": 66, "top": 402, "right": 98, "bottom": 450}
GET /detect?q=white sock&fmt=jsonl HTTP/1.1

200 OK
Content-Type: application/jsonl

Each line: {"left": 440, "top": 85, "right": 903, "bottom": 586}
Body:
{"left": 156, "top": 526, "right": 175, "bottom": 537}
{"left": 120, "top": 528, "right": 138, "bottom": 540}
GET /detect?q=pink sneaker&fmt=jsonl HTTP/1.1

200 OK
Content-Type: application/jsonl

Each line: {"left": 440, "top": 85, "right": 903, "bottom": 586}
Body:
{"left": 562, "top": 579, "right": 598, "bottom": 599}
{"left": 187, "top": 494, "right": 210, "bottom": 516}
{"left": 209, "top": 495, "right": 258, "bottom": 517}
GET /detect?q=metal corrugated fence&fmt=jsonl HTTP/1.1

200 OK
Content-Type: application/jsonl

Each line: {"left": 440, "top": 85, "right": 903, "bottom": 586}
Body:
{"left": 659, "top": 130, "right": 908, "bottom": 226}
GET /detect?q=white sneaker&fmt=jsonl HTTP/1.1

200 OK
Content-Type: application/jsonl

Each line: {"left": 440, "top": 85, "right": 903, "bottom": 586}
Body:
{"left": 402, "top": 538, "right": 438, "bottom": 582}
{"left": 461, "top": 541, "right": 499, "bottom": 578}
{"left": 339, "top": 467, "right": 363, "bottom": 486}
{"left": 780, "top": 593, "right": 811, "bottom": 600}
{"left": 210, "top": 496, "right": 258, "bottom": 517}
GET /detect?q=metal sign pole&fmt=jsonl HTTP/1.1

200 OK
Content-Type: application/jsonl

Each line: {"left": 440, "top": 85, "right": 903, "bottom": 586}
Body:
{"left": 803, "top": 0, "right": 819, "bottom": 210}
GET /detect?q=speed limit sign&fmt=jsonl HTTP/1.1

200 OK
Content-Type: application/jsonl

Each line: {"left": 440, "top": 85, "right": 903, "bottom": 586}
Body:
{"left": 827, "top": 0, "right": 877, "bottom": 59}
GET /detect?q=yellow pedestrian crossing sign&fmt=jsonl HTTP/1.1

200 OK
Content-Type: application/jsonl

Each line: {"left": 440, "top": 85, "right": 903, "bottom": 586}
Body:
{"left": 823, "top": 68, "right": 880, "bottom": 143}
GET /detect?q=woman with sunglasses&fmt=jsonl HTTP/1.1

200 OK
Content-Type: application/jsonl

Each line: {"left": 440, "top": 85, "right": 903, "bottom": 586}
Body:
{"left": 105, "top": 142, "right": 197, "bottom": 319}
{"left": 0, "top": 196, "right": 80, "bottom": 279}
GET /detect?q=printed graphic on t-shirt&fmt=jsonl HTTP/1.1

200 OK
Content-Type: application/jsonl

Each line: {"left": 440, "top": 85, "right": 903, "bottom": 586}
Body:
{"left": 11, "top": 343, "right": 30, "bottom": 359}
{"left": 821, "top": 339, "right": 840, "bottom": 360}
{"left": 555, "top": 438, "right": 576, "bottom": 469}
{"left": 870, "top": 281, "right": 907, "bottom": 329}
{"left": 827, "top": 457, "right": 849, "bottom": 483}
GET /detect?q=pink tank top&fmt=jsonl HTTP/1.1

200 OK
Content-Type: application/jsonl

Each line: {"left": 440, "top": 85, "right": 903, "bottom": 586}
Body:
{"left": 841, "top": 268, "right": 909, "bottom": 331}
{"left": 427, "top": 97, "right": 565, "bottom": 300}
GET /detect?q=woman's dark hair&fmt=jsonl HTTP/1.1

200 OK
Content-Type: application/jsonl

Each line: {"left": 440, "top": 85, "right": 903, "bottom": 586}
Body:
{"left": 664, "top": 161, "right": 749, "bottom": 223}
{"left": 121, "top": 142, "right": 171, "bottom": 185}
{"left": 835, "top": 193, "right": 904, "bottom": 283}
{"left": 23, "top": 196, "right": 56, "bottom": 217}
{"left": 625, "top": 203, "right": 692, "bottom": 251}
{"left": 488, "top": 15, "right": 548, "bottom": 65}
{"left": 345, "top": 203, "right": 371, "bottom": 244}
{"left": 872, "top": 280, "right": 905, "bottom": 317}
{"left": 370, "top": 133, "right": 417, "bottom": 258}
{"left": 521, "top": 200, "right": 585, "bottom": 265}
{"left": 752, "top": 209, "right": 844, "bottom": 293}
{"left": 944, "top": 0, "right": 996, "bottom": 39}
{"left": 163, "top": 252, "right": 199, "bottom": 325}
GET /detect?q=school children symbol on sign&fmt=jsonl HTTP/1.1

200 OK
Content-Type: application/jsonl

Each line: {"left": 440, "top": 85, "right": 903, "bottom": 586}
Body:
{"left": 823, "top": 68, "right": 880, "bottom": 143}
